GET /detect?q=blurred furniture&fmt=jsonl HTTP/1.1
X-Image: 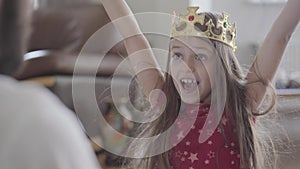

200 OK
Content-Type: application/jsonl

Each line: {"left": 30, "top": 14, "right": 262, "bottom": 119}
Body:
{"left": 16, "top": 3, "right": 130, "bottom": 109}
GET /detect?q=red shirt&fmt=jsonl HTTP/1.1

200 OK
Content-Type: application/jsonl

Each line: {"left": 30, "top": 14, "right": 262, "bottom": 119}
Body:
{"left": 166, "top": 104, "right": 240, "bottom": 169}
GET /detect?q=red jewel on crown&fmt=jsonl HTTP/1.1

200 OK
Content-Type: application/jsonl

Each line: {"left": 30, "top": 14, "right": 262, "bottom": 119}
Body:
{"left": 188, "top": 15, "right": 194, "bottom": 21}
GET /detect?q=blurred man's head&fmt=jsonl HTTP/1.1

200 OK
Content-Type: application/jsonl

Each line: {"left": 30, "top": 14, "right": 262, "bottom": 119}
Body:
{"left": 0, "top": 0, "right": 31, "bottom": 76}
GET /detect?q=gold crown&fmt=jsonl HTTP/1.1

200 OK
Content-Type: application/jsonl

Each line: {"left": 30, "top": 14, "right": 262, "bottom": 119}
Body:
{"left": 171, "top": 7, "right": 237, "bottom": 51}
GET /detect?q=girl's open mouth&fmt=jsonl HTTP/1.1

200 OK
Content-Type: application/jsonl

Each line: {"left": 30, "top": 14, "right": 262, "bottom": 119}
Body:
{"left": 180, "top": 78, "right": 200, "bottom": 93}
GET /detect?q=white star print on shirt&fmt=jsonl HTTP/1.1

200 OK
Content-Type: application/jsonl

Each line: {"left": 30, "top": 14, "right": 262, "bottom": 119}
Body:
{"left": 188, "top": 153, "right": 199, "bottom": 163}
{"left": 177, "top": 131, "right": 184, "bottom": 140}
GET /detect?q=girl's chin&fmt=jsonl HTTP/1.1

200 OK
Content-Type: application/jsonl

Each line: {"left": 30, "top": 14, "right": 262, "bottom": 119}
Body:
{"left": 180, "top": 93, "right": 201, "bottom": 104}
{"left": 179, "top": 91, "right": 211, "bottom": 105}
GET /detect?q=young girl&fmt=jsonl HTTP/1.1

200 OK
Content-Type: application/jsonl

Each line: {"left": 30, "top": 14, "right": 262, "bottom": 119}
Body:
{"left": 101, "top": 0, "right": 300, "bottom": 168}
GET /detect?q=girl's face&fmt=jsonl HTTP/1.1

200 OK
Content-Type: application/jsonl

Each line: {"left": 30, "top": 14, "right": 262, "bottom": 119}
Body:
{"left": 170, "top": 37, "right": 217, "bottom": 104}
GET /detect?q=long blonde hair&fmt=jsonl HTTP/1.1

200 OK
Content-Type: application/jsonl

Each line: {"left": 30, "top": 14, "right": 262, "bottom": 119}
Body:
{"left": 126, "top": 12, "right": 277, "bottom": 169}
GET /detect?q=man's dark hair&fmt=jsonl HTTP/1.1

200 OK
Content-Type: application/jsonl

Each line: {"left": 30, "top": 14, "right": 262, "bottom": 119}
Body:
{"left": 0, "top": 0, "right": 29, "bottom": 75}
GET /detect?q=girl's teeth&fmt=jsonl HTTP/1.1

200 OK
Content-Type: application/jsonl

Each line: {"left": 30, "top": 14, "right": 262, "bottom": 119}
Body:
{"left": 181, "top": 79, "right": 197, "bottom": 84}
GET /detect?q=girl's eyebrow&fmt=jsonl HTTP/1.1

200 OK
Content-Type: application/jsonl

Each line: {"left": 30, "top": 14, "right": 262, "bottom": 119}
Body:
{"left": 172, "top": 46, "right": 213, "bottom": 53}
{"left": 171, "top": 45, "right": 203, "bottom": 50}
{"left": 171, "top": 45, "right": 182, "bottom": 49}
{"left": 191, "top": 46, "right": 215, "bottom": 53}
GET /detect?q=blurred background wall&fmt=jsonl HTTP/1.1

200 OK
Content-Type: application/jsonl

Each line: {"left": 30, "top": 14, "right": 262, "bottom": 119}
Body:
{"left": 34, "top": 0, "right": 300, "bottom": 75}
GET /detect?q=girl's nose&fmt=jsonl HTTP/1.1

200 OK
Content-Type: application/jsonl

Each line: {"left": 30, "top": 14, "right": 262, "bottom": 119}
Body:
{"left": 184, "top": 56, "right": 196, "bottom": 73}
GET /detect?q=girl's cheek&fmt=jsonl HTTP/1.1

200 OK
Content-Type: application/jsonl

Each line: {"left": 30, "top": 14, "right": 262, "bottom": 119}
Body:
{"left": 170, "top": 61, "right": 180, "bottom": 75}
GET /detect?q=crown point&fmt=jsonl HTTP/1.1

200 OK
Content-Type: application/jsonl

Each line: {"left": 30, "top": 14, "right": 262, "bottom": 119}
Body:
{"left": 188, "top": 15, "right": 194, "bottom": 21}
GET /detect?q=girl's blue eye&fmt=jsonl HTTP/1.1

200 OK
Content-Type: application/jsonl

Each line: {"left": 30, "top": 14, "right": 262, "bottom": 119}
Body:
{"left": 195, "top": 54, "right": 207, "bottom": 61}
{"left": 172, "top": 53, "right": 183, "bottom": 60}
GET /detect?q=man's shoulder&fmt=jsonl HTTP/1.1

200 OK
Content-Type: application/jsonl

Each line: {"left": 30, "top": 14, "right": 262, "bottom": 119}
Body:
{"left": 0, "top": 75, "right": 75, "bottom": 130}
{"left": 0, "top": 75, "right": 83, "bottom": 152}
{"left": 0, "top": 75, "right": 56, "bottom": 101}
{"left": 0, "top": 75, "right": 65, "bottom": 111}
{"left": 0, "top": 76, "right": 100, "bottom": 169}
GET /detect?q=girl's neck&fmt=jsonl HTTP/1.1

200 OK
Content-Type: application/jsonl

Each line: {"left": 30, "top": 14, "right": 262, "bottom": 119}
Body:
{"left": 179, "top": 92, "right": 212, "bottom": 111}
{"left": 200, "top": 92, "right": 211, "bottom": 105}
